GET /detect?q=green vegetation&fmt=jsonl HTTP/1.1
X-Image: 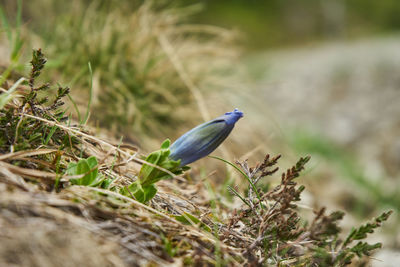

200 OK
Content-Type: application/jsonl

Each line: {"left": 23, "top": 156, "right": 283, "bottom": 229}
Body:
{"left": 17, "top": 0, "right": 241, "bottom": 142}
{"left": 0, "top": 49, "right": 77, "bottom": 155}
{"left": 194, "top": 0, "right": 400, "bottom": 50}
{"left": 120, "top": 139, "right": 188, "bottom": 203}
{"left": 0, "top": 49, "right": 392, "bottom": 265}
{"left": 0, "top": 0, "right": 396, "bottom": 265}
{"left": 67, "top": 156, "right": 111, "bottom": 187}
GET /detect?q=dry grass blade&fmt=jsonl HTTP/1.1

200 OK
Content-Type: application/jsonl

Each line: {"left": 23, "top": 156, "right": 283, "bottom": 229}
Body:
{"left": 21, "top": 113, "right": 179, "bottom": 180}
{"left": 0, "top": 161, "right": 58, "bottom": 180}
{"left": 0, "top": 164, "right": 30, "bottom": 191}
{"left": 158, "top": 33, "right": 210, "bottom": 122}
{"left": 0, "top": 157, "right": 99, "bottom": 182}
{"left": 85, "top": 186, "right": 243, "bottom": 258}
{"left": 0, "top": 148, "right": 58, "bottom": 160}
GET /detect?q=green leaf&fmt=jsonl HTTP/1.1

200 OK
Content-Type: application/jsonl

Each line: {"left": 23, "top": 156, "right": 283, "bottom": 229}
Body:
{"left": 67, "top": 156, "right": 100, "bottom": 186}
{"left": 120, "top": 180, "right": 157, "bottom": 203}
{"left": 88, "top": 174, "right": 107, "bottom": 187}
{"left": 159, "top": 159, "right": 180, "bottom": 172}
{"left": 181, "top": 166, "right": 191, "bottom": 171}
{"left": 139, "top": 150, "right": 162, "bottom": 184}
{"left": 101, "top": 178, "right": 113, "bottom": 189}
{"left": 76, "top": 161, "right": 90, "bottom": 185}
{"left": 127, "top": 139, "right": 189, "bottom": 202}
{"left": 174, "top": 212, "right": 211, "bottom": 232}
{"left": 142, "top": 158, "right": 181, "bottom": 186}
{"left": 139, "top": 144, "right": 181, "bottom": 186}
{"left": 86, "top": 156, "right": 98, "bottom": 170}
{"left": 161, "top": 139, "right": 171, "bottom": 149}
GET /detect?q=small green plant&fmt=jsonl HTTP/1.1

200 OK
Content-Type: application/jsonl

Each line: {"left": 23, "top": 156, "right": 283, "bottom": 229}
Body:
{"left": 66, "top": 156, "right": 111, "bottom": 187}
{"left": 119, "top": 107, "right": 242, "bottom": 203}
{"left": 0, "top": 49, "right": 78, "bottom": 154}
{"left": 120, "top": 139, "right": 188, "bottom": 203}
{"left": 0, "top": 48, "right": 393, "bottom": 266}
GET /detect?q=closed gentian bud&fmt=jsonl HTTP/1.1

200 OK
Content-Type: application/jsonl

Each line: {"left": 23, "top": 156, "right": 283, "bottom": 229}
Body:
{"left": 169, "top": 108, "right": 243, "bottom": 166}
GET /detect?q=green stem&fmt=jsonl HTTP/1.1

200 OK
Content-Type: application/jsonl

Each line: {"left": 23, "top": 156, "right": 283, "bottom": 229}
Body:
{"left": 209, "top": 155, "right": 263, "bottom": 209}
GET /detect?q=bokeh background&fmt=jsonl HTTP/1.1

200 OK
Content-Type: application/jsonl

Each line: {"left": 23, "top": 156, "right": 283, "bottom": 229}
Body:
{"left": 1, "top": 0, "right": 400, "bottom": 264}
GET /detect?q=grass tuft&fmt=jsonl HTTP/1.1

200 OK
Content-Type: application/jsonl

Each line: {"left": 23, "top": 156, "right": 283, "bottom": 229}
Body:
{"left": 24, "top": 0, "right": 241, "bottom": 141}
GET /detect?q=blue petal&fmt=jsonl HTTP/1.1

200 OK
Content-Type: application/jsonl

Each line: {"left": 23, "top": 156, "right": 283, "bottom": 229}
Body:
{"left": 169, "top": 109, "right": 243, "bottom": 166}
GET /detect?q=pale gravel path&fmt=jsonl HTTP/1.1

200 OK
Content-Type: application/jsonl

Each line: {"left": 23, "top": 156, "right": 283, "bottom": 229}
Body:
{"left": 228, "top": 36, "right": 400, "bottom": 179}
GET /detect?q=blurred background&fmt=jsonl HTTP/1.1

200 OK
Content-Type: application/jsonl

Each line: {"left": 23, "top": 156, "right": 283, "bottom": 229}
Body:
{"left": 1, "top": 0, "right": 399, "bottom": 264}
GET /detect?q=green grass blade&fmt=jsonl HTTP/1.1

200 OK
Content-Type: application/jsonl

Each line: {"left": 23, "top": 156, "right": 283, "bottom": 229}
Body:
{"left": 209, "top": 155, "right": 263, "bottom": 207}
{"left": 0, "top": 77, "right": 26, "bottom": 108}
{"left": 227, "top": 185, "right": 251, "bottom": 208}
{"left": 11, "top": 0, "right": 23, "bottom": 61}
{"left": 16, "top": 0, "right": 22, "bottom": 29}
{"left": 0, "top": 5, "right": 12, "bottom": 41}
{"left": 43, "top": 125, "right": 58, "bottom": 145}
{"left": 82, "top": 62, "right": 93, "bottom": 125}
{"left": 110, "top": 136, "right": 123, "bottom": 172}
{"left": 67, "top": 93, "right": 81, "bottom": 123}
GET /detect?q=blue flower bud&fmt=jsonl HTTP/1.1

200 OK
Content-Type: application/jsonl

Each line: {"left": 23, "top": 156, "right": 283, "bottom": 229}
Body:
{"left": 169, "top": 109, "right": 243, "bottom": 166}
